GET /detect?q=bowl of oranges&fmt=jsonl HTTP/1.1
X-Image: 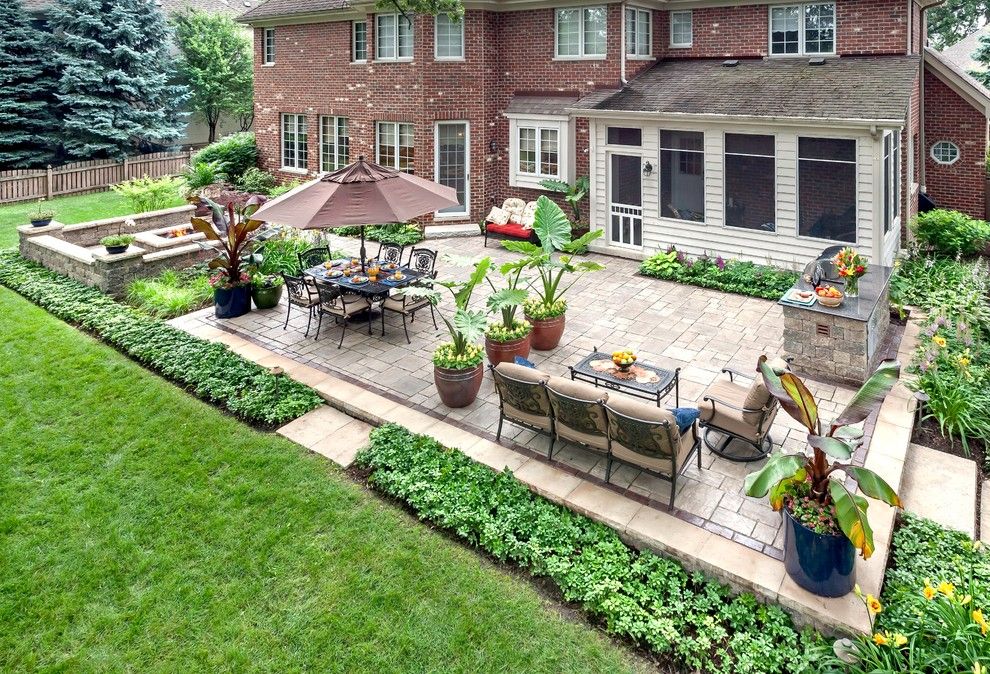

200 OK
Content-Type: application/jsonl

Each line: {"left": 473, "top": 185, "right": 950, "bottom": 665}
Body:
{"left": 815, "top": 284, "right": 844, "bottom": 308}
{"left": 612, "top": 350, "right": 637, "bottom": 373}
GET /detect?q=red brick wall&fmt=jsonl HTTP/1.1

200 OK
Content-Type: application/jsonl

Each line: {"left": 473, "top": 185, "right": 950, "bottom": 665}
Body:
{"left": 923, "top": 68, "right": 988, "bottom": 219}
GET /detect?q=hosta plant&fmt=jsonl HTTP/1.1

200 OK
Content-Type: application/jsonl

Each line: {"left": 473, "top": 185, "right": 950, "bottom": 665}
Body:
{"left": 744, "top": 357, "right": 903, "bottom": 559}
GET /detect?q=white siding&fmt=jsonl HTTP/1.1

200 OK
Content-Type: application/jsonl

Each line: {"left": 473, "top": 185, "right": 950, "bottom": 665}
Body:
{"left": 588, "top": 119, "right": 894, "bottom": 270}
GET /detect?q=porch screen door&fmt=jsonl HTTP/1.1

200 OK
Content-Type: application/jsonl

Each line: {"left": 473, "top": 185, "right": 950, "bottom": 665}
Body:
{"left": 436, "top": 122, "right": 469, "bottom": 216}
{"left": 609, "top": 154, "right": 642, "bottom": 247}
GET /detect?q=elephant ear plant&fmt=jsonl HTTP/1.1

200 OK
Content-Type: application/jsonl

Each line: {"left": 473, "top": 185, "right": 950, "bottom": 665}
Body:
{"left": 484, "top": 257, "right": 531, "bottom": 342}
{"left": 189, "top": 194, "right": 268, "bottom": 287}
{"left": 744, "top": 356, "right": 903, "bottom": 559}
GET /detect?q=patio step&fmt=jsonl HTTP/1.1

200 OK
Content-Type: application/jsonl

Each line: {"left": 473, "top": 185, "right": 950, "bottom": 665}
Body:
{"left": 277, "top": 405, "right": 373, "bottom": 467}
{"left": 424, "top": 223, "right": 480, "bottom": 239}
{"left": 901, "top": 443, "right": 977, "bottom": 537}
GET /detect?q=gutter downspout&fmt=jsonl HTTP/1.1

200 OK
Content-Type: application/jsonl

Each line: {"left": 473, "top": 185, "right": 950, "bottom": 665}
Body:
{"left": 918, "top": 0, "right": 948, "bottom": 193}
{"left": 620, "top": 2, "right": 628, "bottom": 84}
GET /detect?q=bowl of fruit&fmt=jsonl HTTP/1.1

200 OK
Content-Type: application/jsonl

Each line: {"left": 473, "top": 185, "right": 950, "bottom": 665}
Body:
{"left": 612, "top": 350, "right": 637, "bottom": 373}
{"left": 815, "top": 284, "right": 844, "bottom": 308}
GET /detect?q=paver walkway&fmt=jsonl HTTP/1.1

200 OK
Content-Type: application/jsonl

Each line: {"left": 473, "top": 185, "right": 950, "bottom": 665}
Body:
{"left": 901, "top": 442, "right": 978, "bottom": 537}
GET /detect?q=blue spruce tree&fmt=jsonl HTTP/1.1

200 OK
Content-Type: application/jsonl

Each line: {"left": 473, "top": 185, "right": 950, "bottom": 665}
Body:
{"left": 49, "top": 0, "right": 188, "bottom": 160}
{"left": 0, "top": 0, "right": 60, "bottom": 168}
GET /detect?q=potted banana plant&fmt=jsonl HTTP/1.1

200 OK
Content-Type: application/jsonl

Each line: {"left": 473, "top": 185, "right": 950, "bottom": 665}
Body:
{"left": 483, "top": 257, "right": 531, "bottom": 365}
{"left": 502, "top": 196, "right": 604, "bottom": 351}
{"left": 744, "top": 357, "right": 902, "bottom": 597}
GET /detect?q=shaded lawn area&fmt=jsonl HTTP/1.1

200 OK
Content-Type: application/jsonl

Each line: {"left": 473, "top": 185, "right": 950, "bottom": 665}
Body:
{"left": 0, "top": 191, "right": 185, "bottom": 248}
{"left": 0, "top": 287, "right": 642, "bottom": 673}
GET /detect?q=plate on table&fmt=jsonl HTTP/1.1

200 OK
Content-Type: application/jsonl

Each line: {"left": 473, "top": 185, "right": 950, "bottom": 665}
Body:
{"left": 784, "top": 288, "right": 817, "bottom": 306}
{"left": 327, "top": 270, "right": 344, "bottom": 278}
{"left": 348, "top": 276, "right": 369, "bottom": 285}
{"left": 382, "top": 262, "right": 399, "bottom": 271}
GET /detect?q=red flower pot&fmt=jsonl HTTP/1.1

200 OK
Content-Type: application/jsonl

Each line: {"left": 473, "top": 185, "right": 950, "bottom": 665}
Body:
{"left": 434, "top": 362, "right": 484, "bottom": 408}
{"left": 484, "top": 333, "right": 532, "bottom": 366}
{"left": 526, "top": 314, "right": 565, "bottom": 351}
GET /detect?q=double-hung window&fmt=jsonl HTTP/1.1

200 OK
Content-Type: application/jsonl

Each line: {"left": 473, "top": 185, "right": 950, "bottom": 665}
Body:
{"left": 352, "top": 21, "right": 368, "bottom": 62}
{"left": 320, "top": 116, "right": 349, "bottom": 172}
{"left": 797, "top": 137, "right": 856, "bottom": 242}
{"left": 281, "top": 113, "right": 307, "bottom": 170}
{"left": 669, "top": 10, "right": 692, "bottom": 48}
{"left": 883, "top": 131, "right": 901, "bottom": 233}
{"left": 263, "top": 27, "right": 275, "bottom": 64}
{"left": 376, "top": 13, "right": 414, "bottom": 60}
{"left": 377, "top": 122, "right": 415, "bottom": 173}
{"left": 770, "top": 3, "right": 835, "bottom": 55}
{"left": 435, "top": 14, "right": 464, "bottom": 59}
{"left": 625, "top": 7, "right": 651, "bottom": 57}
{"left": 517, "top": 125, "right": 559, "bottom": 178}
{"left": 660, "top": 130, "right": 705, "bottom": 222}
{"left": 556, "top": 7, "right": 606, "bottom": 58}
{"left": 724, "top": 133, "right": 776, "bottom": 232}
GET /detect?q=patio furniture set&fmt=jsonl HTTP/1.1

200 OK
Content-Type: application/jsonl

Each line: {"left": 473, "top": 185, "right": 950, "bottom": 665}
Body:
{"left": 280, "top": 242, "right": 439, "bottom": 347}
{"left": 490, "top": 355, "right": 781, "bottom": 508}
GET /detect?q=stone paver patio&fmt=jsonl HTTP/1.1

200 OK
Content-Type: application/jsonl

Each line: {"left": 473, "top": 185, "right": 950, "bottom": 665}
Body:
{"left": 175, "top": 232, "right": 864, "bottom": 558}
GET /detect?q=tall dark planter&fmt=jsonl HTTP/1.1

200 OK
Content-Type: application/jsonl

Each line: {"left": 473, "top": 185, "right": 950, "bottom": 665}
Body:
{"left": 214, "top": 285, "right": 252, "bottom": 319}
{"left": 782, "top": 508, "right": 856, "bottom": 597}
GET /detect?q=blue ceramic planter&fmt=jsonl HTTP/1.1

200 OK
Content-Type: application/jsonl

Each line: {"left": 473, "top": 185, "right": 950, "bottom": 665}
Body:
{"left": 214, "top": 285, "right": 251, "bottom": 319}
{"left": 783, "top": 508, "right": 856, "bottom": 597}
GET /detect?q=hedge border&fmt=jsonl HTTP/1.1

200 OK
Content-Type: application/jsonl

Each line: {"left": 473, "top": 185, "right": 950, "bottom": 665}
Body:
{"left": 0, "top": 250, "right": 322, "bottom": 426}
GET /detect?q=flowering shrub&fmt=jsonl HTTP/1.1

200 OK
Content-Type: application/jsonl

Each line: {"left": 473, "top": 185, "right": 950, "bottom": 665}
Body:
{"left": 208, "top": 269, "right": 250, "bottom": 289}
{"left": 485, "top": 318, "right": 531, "bottom": 342}
{"left": 640, "top": 246, "right": 798, "bottom": 300}
{"left": 912, "top": 209, "right": 990, "bottom": 258}
{"left": 523, "top": 297, "right": 566, "bottom": 320}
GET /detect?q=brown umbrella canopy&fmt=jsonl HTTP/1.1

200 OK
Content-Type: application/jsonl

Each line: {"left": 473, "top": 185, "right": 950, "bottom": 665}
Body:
{"left": 252, "top": 157, "right": 459, "bottom": 228}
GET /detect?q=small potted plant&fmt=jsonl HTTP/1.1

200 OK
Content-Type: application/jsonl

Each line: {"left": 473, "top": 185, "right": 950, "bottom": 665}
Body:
{"left": 744, "top": 357, "right": 902, "bottom": 597}
{"left": 251, "top": 272, "right": 284, "bottom": 310}
{"left": 502, "top": 196, "right": 604, "bottom": 351}
{"left": 189, "top": 193, "right": 268, "bottom": 319}
{"left": 833, "top": 247, "right": 868, "bottom": 298}
{"left": 30, "top": 199, "right": 55, "bottom": 227}
{"left": 483, "top": 257, "right": 531, "bottom": 365}
{"left": 99, "top": 234, "right": 135, "bottom": 254}
{"left": 405, "top": 256, "right": 491, "bottom": 408}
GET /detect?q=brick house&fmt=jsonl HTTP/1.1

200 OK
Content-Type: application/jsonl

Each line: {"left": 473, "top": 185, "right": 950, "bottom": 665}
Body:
{"left": 239, "top": 0, "right": 989, "bottom": 267}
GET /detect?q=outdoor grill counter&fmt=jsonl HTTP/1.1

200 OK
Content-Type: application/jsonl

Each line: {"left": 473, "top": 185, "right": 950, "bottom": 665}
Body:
{"left": 779, "top": 247, "right": 893, "bottom": 385}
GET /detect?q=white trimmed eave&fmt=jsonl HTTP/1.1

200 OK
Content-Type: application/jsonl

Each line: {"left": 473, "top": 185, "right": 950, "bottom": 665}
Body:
{"left": 924, "top": 48, "right": 990, "bottom": 117}
{"left": 566, "top": 107, "right": 906, "bottom": 133}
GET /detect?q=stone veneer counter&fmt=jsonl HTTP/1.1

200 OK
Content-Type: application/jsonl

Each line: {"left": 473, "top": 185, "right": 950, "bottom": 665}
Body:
{"left": 780, "top": 265, "right": 893, "bottom": 385}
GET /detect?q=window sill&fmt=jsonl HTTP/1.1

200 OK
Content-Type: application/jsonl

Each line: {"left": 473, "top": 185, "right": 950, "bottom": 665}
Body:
{"left": 668, "top": 44, "right": 692, "bottom": 49}
{"left": 279, "top": 167, "right": 310, "bottom": 175}
{"left": 351, "top": 60, "right": 368, "bottom": 65}
{"left": 626, "top": 54, "right": 656, "bottom": 60}
{"left": 552, "top": 55, "right": 606, "bottom": 61}
{"left": 511, "top": 174, "right": 560, "bottom": 190}
{"left": 262, "top": 62, "right": 276, "bottom": 67}
{"left": 373, "top": 58, "right": 414, "bottom": 64}
{"left": 767, "top": 52, "right": 836, "bottom": 58}
{"left": 434, "top": 56, "right": 466, "bottom": 62}
{"left": 658, "top": 215, "right": 707, "bottom": 227}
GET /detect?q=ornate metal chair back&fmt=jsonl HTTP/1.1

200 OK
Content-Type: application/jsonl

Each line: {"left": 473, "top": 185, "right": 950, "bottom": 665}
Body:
{"left": 297, "top": 246, "right": 331, "bottom": 272}
{"left": 283, "top": 273, "right": 317, "bottom": 306}
{"left": 407, "top": 247, "right": 438, "bottom": 277}
{"left": 378, "top": 243, "right": 404, "bottom": 265}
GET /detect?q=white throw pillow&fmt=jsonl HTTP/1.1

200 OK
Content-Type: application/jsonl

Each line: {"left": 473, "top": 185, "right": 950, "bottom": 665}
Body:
{"left": 502, "top": 198, "right": 526, "bottom": 223}
{"left": 520, "top": 201, "right": 538, "bottom": 229}
{"left": 486, "top": 206, "right": 510, "bottom": 226}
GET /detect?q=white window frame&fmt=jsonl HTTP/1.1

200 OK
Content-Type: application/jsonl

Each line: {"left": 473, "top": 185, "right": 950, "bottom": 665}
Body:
{"left": 930, "top": 140, "right": 960, "bottom": 165}
{"left": 352, "top": 20, "right": 368, "bottom": 63}
{"left": 375, "top": 13, "right": 414, "bottom": 62}
{"left": 795, "top": 136, "right": 858, "bottom": 244}
{"left": 625, "top": 7, "right": 652, "bottom": 57}
{"left": 723, "top": 132, "right": 777, "bottom": 233}
{"left": 658, "top": 129, "right": 707, "bottom": 224}
{"left": 434, "top": 14, "right": 464, "bottom": 60}
{"left": 507, "top": 115, "right": 571, "bottom": 189}
{"left": 554, "top": 6, "right": 607, "bottom": 60}
{"left": 434, "top": 121, "right": 470, "bottom": 218}
{"left": 376, "top": 121, "right": 415, "bottom": 173}
{"left": 263, "top": 27, "right": 275, "bottom": 65}
{"left": 768, "top": 3, "right": 836, "bottom": 56}
{"left": 319, "top": 116, "right": 349, "bottom": 173}
{"left": 281, "top": 113, "right": 308, "bottom": 172}
{"left": 669, "top": 10, "right": 692, "bottom": 48}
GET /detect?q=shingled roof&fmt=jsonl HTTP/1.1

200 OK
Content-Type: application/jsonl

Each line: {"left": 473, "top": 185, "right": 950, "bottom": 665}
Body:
{"left": 239, "top": 0, "right": 349, "bottom": 22}
{"left": 573, "top": 56, "right": 921, "bottom": 123}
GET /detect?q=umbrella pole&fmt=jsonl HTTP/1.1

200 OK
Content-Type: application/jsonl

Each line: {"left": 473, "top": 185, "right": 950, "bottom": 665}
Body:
{"left": 360, "top": 227, "right": 367, "bottom": 272}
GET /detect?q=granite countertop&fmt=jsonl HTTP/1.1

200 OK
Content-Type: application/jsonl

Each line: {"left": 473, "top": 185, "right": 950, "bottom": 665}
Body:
{"left": 779, "top": 264, "right": 893, "bottom": 322}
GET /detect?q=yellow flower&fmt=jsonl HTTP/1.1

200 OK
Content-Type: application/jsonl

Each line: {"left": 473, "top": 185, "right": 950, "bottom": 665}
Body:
{"left": 893, "top": 633, "right": 908, "bottom": 647}
{"left": 866, "top": 594, "right": 883, "bottom": 615}
{"left": 959, "top": 355, "right": 971, "bottom": 367}
{"left": 973, "top": 609, "right": 988, "bottom": 635}
{"left": 963, "top": 595, "right": 974, "bottom": 606}
{"left": 975, "top": 663, "right": 984, "bottom": 674}
{"left": 939, "top": 581, "right": 956, "bottom": 598}
{"left": 873, "top": 632, "right": 889, "bottom": 646}
{"left": 933, "top": 335, "right": 947, "bottom": 348}
{"left": 924, "top": 580, "right": 937, "bottom": 601}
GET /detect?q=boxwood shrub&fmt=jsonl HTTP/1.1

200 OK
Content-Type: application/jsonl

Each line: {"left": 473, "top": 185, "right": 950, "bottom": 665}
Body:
{"left": 0, "top": 250, "right": 322, "bottom": 426}
{"left": 357, "top": 423, "right": 819, "bottom": 674}
{"left": 640, "top": 247, "right": 798, "bottom": 300}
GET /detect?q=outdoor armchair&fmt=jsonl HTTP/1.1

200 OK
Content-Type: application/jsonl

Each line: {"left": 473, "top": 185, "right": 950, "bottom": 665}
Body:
{"left": 490, "top": 362, "right": 553, "bottom": 454}
{"left": 698, "top": 365, "right": 779, "bottom": 461}
{"left": 602, "top": 396, "right": 701, "bottom": 509}
{"left": 282, "top": 273, "right": 320, "bottom": 336}
{"left": 313, "top": 279, "right": 372, "bottom": 348}
{"left": 298, "top": 246, "right": 331, "bottom": 272}
{"left": 380, "top": 292, "right": 437, "bottom": 344}
{"left": 545, "top": 377, "right": 609, "bottom": 460}
{"left": 377, "top": 242, "right": 404, "bottom": 265}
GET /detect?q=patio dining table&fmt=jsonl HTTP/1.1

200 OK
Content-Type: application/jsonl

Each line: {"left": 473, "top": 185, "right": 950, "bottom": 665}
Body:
{"left": 304, "top": 260, "right": 426, "bottom": 304}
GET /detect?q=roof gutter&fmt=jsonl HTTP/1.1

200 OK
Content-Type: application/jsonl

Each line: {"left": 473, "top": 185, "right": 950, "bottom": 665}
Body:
{"left": 566, "top": 107, "right": 907, "bottom": 130}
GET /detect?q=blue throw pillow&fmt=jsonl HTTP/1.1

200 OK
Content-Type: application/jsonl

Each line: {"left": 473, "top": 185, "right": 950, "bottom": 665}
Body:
{"left": 514, "top": 355, "right": 536, "bottom": 369}
{"left": 667, "top": 407, "right": 700, "bottom": 434}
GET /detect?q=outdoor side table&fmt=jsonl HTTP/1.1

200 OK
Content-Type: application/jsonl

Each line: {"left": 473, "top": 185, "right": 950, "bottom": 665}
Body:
{"left": 569, "top": 347, "right": 680, "bottom": 407}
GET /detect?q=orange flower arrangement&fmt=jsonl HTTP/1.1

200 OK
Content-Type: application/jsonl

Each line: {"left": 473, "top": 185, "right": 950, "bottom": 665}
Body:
{"left": 833, "top": 247, "right": 868, "bottom": 297}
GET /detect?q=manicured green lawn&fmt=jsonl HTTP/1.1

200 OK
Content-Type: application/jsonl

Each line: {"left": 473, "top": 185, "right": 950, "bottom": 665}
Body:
{"left": 0, "top": 286, "right": 642, "bottom": 673}
{"left": 0, "top": 191, "right": 185, "bottom": 248}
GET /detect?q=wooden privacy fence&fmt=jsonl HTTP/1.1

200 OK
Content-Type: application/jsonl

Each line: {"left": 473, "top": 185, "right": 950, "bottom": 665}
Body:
{"left": 0, "top": 150, "right": 194, "bottom": 204}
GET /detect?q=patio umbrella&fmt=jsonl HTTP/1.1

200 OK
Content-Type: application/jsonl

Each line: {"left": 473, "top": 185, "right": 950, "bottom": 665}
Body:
{"left": 252, "top": 156, "right": 459, "bottom": 270}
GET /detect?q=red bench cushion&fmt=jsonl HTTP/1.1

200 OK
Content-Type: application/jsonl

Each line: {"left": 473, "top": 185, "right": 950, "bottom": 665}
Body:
{"left": 486, "top": 221, "right": 532, "bottom": 239}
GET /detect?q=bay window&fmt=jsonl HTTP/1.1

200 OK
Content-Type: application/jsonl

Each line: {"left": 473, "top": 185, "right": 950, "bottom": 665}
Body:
{"left": 376, "top": 13, "right": 413, "bottom": 60}
{"left": 377, "top": 121, "right": 415, "bottom": 173}
{"left": 770, "top": 3, "right": 835, "bottom": 55}
{"left": 724, "top": 133, "right": 776, "bottom": 232}
{"left": 320, "top": 116, "right": 349, "bottom": 172}
{"left": 281, "top": 113, "right": 307, "bottom": 170}
{"left": 556, "top": 7, "right": 606, "bottom": 58}
{"left": 797, "top": 137, "right": 856, "bottom": 242}
{"left": 660, "top": 130, "right": 705, "bottom": 222}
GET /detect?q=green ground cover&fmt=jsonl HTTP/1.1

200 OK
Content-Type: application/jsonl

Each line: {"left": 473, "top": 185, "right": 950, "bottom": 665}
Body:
{"left": 0, "top": 190, "right": 185, "bottom": 247}
{"left": 0, "top": 286, "right": 644, "bottom": 673}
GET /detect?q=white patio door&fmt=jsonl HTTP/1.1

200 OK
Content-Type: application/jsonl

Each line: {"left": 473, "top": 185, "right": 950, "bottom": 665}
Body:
{"left": 609, "top": 153, "right": 643, "bottom": 247}
{"left": 435, "top": 121, "right": 469, "bottom": 217}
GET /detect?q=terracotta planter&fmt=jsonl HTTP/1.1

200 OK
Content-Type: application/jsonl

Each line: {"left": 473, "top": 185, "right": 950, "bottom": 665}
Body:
{"left": 782, "top": 508, "right": 856, "bottom": 597}
{"left": 526, "top": 313, "right": 565, "bottom": 351}
{"left": 485, "top": 333, "right": 532, "bottom": 366}
{"left": 434, "top": 362, "right": 484, "bottom": 408}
